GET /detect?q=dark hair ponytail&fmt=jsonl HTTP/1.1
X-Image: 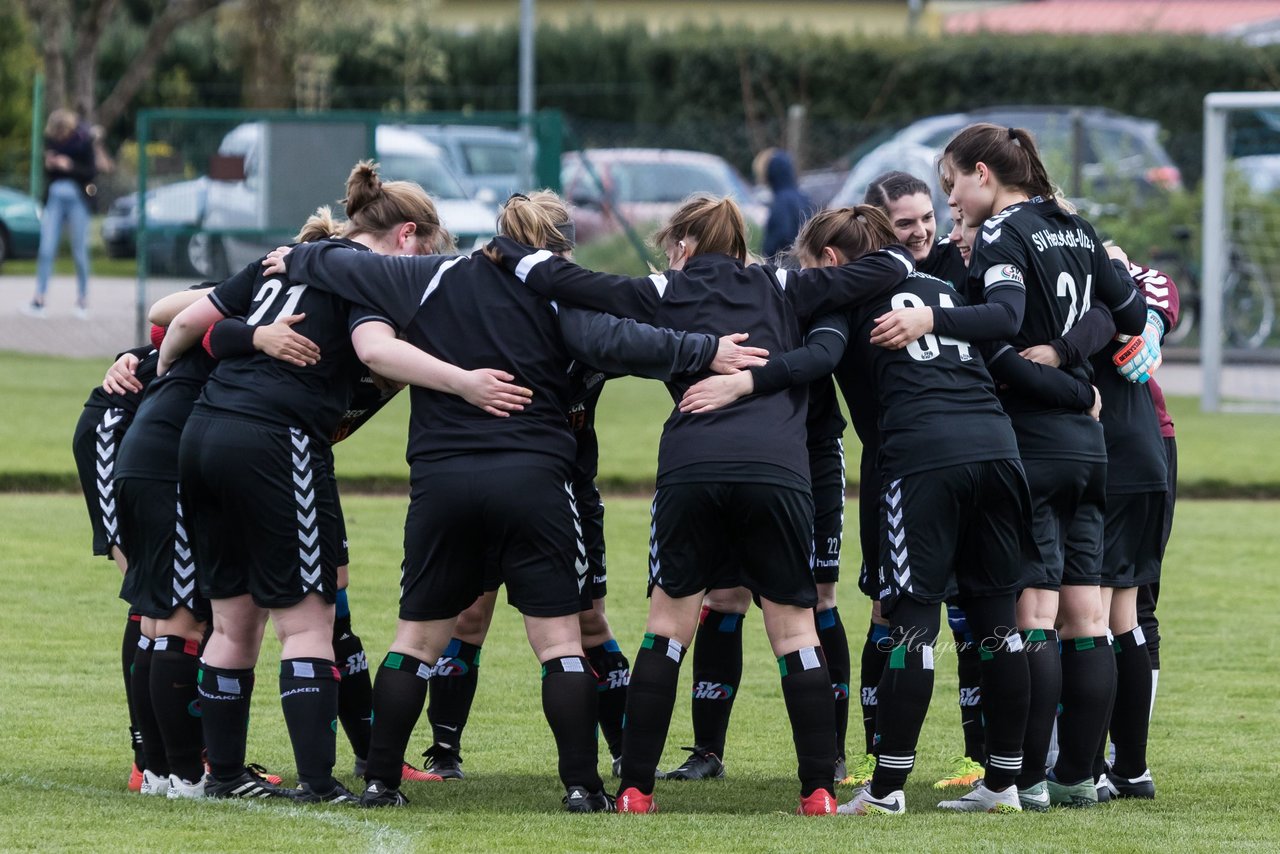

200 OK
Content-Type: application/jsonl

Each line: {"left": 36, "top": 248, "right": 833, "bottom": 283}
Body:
{"left": 941, "top": 123, "right": 1055, "bottom": 199}
{"left": 863, "top": 171, "right": 931, "bottom": 211}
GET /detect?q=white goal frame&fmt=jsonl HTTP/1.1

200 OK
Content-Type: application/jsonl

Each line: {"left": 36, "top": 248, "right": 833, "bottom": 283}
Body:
{"left": 1202, "top": 91, "right": 1280, "bottom": 412}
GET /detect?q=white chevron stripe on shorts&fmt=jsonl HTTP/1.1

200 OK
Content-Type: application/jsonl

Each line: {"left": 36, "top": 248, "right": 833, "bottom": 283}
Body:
{"left": 647, "top": 492, "right": 661, "bottom": 584}
{"left": 882, "top": 478, "right": 911, "bottom": 594}
{"left": 95, "top": 408, "right": 125, "bottom": 546}
{"left": 565, "top": 481, "right": 588, "bottom": 593}
{"left": 171, "top": 485, "right": 197, "bottom": 609}
{"left": 290, "top": 429, "right": 322, "bottom": 594}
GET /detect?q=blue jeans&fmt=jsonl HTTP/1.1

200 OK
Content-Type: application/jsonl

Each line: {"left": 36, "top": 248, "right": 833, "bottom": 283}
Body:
{"left": 36, "top": 178, "right": 91, "bottom": 305}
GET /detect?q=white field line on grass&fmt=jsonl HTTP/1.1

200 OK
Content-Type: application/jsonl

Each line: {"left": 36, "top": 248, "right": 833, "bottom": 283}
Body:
{"left": 0, "top": 774, "right": 416, "bottom": 853}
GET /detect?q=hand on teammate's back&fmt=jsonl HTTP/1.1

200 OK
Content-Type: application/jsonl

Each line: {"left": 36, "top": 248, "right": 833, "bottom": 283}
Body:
{"left": 679, "top": 372, "right": 754, "bottom": 414}
{"left": 253, "top": 314, "right": 320, "bottom": 367}
{"left": 102, "top": 352, "right": 143, "bottom": 395}
{"left": 710, "top": 333, "right": 769, "bottom": 374}
{"left": 262, "top": 245, "right": 292, "bottom": 277}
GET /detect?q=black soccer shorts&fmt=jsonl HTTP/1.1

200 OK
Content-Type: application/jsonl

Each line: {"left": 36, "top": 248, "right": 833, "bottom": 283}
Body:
{"left": 73, "top": 404, "right": 131, "bottom": 559}
{"left": 809, "top": 437, "right": 846, "bottom": 585}
{"left": 115, "top": 476, "right": 209, "bottom": 621}
{"left": 1022, "top": 458, "right": 1107, "bottom": 590}
{"left": 1101, "top": 490, "right": 1166, "bottom": 589}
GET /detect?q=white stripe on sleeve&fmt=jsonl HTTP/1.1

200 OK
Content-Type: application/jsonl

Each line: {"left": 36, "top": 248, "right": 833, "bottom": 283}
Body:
{"left": 421, "top": 257, "right": 465, "bottom": 304}
{"left": 514, "top": 249, "right": 554, "bottom": 282}
{"left": 648, "top": 272, "right": 669, "bottom": 298}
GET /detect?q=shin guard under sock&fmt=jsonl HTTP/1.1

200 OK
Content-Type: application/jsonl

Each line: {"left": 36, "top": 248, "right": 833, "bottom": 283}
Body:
{"left": 541, "top": 656, "right": 603, "bottom": 792}
{"left": 365, "top": 652, "right": 434, "bottom": 785}
{"left": 333, "top": 614, "right": 373, "bottom": 762}
{"left": 279, "top": 658, "right": 341, "bottom": 790}
{"left": 1016, "top": 628, "right": 1060, "bottom": 789}
{"left": 197, "top": 661, "right": 255, "bottom": 781}
{"left": 689, "top": 608, "right": 743, "bottom": 758}
{"left": 1110, "top": 627, "right": 1153, "bottom": 779}
{"left": 779, "top": 646, "right": 837, "bottom": 797}
{"left": 586, "top": 640, "right": 630, "bottom": 759}
{"left": 815, "top": 607, "right": 851, "bottom": 760}
{"left": 150, "top": 635, "right": 203, "bottom": 782}
{"left": 427, "top": 638, "right": 482, "bottom": 750}
{"left": 1052, "top": 635, "right": 1116, "bottom": 786}
{"left": 860, "top": 622, "right": 891, "bottom": 755}
{"left": 620, "top": 633, "right": 685, "bottom": 795}
{"left": 131, "top": 638, "right": 169, "bottom": 776}
{"left": 123, "top": 614, "right": 145, "bottom": 767}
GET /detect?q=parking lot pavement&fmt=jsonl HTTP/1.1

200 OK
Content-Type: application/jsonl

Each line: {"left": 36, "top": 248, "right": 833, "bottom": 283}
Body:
{"left": 3, "top": 272, "right": 1279, "bottom": 405}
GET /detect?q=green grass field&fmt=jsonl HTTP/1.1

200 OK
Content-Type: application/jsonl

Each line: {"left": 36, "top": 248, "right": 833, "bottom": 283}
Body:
{"left": 1, "top": 494, "right": 1277, "bottom": 851}
{"left": 3, "top": 352, "right": 1280, "bottom": 494}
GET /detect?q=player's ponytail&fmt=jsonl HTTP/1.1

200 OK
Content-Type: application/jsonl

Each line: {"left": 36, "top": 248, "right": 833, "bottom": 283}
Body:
{"left": 653, "top": 194, "right": 749, "bottom": 264}
{"left": 339, "top": 159, "right": 454, "bottom": 253}
{"left": 484, "top": 191, "right": 575, "bottom": 263}
{"left": 795, "top": 204, "right": 897, "bottom": 264}
{"left": 942, "top": 123, "right": 1055, "bottom": 200}
{"left": 294, "top": 205, "right": 341, "bottom": 243}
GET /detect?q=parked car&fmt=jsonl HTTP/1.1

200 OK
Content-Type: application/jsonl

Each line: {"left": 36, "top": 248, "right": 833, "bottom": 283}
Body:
{"left": 561, "top": 148, "right": 767, "bottom": 245}
{"left": 0, "top": 186, "right": 42, "bottom": 269}
{"left": 828, "top": 107, "right": 1183, "bottom": 223}
{"left": 109, "top": 123, "right": 497, "bottom": 278}
{"left": 406, "top": 124, "right": 529, "bottom": 202}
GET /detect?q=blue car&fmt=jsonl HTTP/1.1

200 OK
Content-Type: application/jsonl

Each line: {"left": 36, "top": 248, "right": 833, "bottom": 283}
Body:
{"left": 0, "top": 186, "right": 42, "bottom": 268}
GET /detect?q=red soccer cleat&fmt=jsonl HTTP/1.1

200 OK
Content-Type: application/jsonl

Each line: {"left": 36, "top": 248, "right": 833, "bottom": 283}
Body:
{"left": 617, "top": 787, "right": 658, "bottom": 813}
{"left": 128, "top": 763, "right": 144, "bottom": 792}
{"left": 246, "top": 763, "right": 284, "bottom": 785}
{"left": 401, "top": 762, "right": 444, "bottom": 783}
{"left": 797, "top": 788, "right": 836, "bottom": 815}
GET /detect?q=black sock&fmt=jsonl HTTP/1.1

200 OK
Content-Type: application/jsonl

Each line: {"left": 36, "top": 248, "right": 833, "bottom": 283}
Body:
{"left": 122, "top": 615, "right": 145, "bottom": 767}
{"left": 131, "top": 638, "right": 169, "bottom": 776}
{"left": 279, "top": 658, "right": 341, "bottom": 790}
{"left": 949, "top": 605, "right": 987, "bottom": 764}
{"left": 427, "top": 638, "right": 482, "bottom": 751}
{"left": 1110, "top": 627, "right": 1153, "bottom": 778}
{"left": 619, "top": 633, "right": 685, "bottom": 795}
{"left": 1016, "top": 628, "right": 1060, "bottom": 789}
{"left": 1137, "top": 582, "right": 1161, "bottom": 671}
{"left": 859, "top": 621, "right": 890, "bottom": 755}
{"left": 689, "top": 608, "right": 743, "bottom": 758}
{"left": 961, "top": 596, "right": 1027, "bottom": 791}
{"left": 586, "top": 639, "right": 630, "bottom": 759}
{"left": 779, "top": 646, "right": 837, "bottom": 798}
{"left": 333, "top": 615, "right": 372, "bottom": 762}
{"left": 542, "top": 656, "right": 603, "bottom": 792}
{"left": 150, "top": 635, "right": 204, "bottom": 782}
{"left": 1052, "top": 635, "right": 1116, "bottom": 786}
{"left": 868, "top": 599, "right": 938, "bottom": 798}
{"left": 365, "top": 652, "right": 434, "bottom": 786}
{"left": 197, "top": 661, "right": 254, "bottom": 782}
{"left": 815, "top": 607, "right": 851, "bottom": 760}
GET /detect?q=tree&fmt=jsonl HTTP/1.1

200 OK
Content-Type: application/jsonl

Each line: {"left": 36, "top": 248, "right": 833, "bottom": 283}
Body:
{"left": 21, "top": 0, "right": 233, "bottom": 131}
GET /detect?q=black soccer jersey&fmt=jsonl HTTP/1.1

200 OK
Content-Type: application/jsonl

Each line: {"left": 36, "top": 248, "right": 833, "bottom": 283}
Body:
{"left": 919, "top": 238, "right": 968, "bottom": 292}
{"left": 81, "top": 345, "right": 158, "bottom": 416}
{"left": 848, "top": 272, "right": 1019, "bottom": 479}
{"left": 194, "top": 244, "right": 373, "bottom": 444}
{"left": 491, "top": 238, "right": 913, "bottom": 485}
{"left": 283, "top": 242, "right": 718, "bottom": 466}
{"left": 331, "top": 371, "right": 402, "bottom": 444}
{"left": 930, "top": 198, "right": 1144, "bottom": 462}
{"left": 116, "top": 346, "right": 219, "bottom": 482}
{"left": 1090, "top": 344, "right": 1168, "bottom": 494}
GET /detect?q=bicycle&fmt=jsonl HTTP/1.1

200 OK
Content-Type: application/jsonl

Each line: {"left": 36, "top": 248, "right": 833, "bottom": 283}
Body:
{"left": 1151, "top": 226, "right": 1276, "bottom": 350}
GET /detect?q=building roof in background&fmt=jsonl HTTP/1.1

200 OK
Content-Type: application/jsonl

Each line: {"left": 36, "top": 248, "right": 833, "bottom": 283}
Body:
{"left": 946, "top": 1, "right": 1280, "bottom": 38}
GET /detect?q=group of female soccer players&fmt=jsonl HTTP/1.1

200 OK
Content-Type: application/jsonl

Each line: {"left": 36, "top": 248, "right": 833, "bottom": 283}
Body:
{"left": 75, "top": 119, "right": 1177, "bottom": 816}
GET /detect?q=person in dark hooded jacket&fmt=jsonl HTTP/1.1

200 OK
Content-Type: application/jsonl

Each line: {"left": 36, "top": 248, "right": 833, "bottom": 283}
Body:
{"left": 760, "top": 149, "right": 815, "bottom": 259}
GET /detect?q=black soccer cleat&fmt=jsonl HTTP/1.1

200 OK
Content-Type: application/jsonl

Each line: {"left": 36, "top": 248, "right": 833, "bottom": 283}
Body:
{"left": 661, "top": 746, "right": 726, "bottom": 781}
{"left": 1105, "top": 766, "right": 1156, "bottom": 799}
{"left": 422, "top": 744, "right": 465, "bottom": 780}
{"left": 563, "top": 786, "right": 616, "bottom": 813}
{"left": 205, "top": 768, "right": 293, "bottom": 799}
{"left": 292, "top": 780, "right": 360, "bottom": 805}
{"left": 360, "top": 779, "right": 409, "bottom": 808}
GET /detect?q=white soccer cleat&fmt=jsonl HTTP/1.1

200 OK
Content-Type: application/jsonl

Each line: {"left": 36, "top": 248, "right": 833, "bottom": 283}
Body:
{"left": 166, "top": 773, "right": 207, "bottom": 799}
{"left": 938, "top": 782, "right": 1022, "bottom": 813}
{"left": 836, "top": 787, "right": 905, "bottom": 815}
{"left": 139, "top": 769, "right": 170, "bottom": 796}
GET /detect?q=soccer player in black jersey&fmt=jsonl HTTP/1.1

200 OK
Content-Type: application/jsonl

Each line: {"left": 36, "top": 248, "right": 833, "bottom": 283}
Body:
{"left": 487, "top": 194, "right": 916, "bottom": 815}
{"left": 262, "top": 190, "right": 766, "bottom": 813}
{"left": 72, "top": 342, "right": 160, "bottom": 790}
{"left": 413, "top": 192, "right": 764, "bottom": 784}
{"left": 865, "top": 172, "right": 985, "bottom": 789}
{"left": 871, "top": 123, "right": 1147, "bottom": 809}
{"left": 158, "top": 163, "right": 518, "bottom": 805}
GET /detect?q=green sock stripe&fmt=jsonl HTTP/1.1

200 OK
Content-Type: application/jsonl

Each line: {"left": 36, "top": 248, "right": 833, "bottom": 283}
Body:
{"left": 979, "top": 646, "right": 994, "bottom": 662}
{"left": 1072, "top": 636, "right": 1096, "bottom": 651}
{"left": 640, "top": 632, "right": 657, "bottom": 651}
{"left": 889, "top": 644, "right": 907, "bottom": 670}
{"left": 385, "top": 652, "right": 405, "bottom": 670}
{"left": 777, "top": 655, "right": 788, "bottom": 677}
{"left": 1023, "top": 629, "right": 1048, "bottom": 643}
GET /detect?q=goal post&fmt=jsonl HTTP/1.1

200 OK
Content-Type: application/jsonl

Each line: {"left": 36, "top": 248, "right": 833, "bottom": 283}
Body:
{"left": 1201, "top": 92, "right": 1280, "bottom": 413}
